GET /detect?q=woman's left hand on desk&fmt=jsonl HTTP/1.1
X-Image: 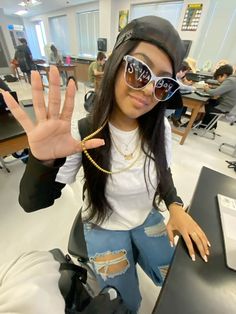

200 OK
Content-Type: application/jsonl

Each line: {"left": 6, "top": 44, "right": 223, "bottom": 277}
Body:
{"left": 166, "top": 204, "right": 211, "bottom": 262}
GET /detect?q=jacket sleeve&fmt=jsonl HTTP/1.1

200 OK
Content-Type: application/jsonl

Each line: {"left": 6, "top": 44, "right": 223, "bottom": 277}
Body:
{"left": 207, "top": 79, "right": 233, "bottom": 97}
{"left": 159, "top": 118, "right": 183, "bottom": 208}
{"left": 19, "top": 153, "right": 66, "bottom": 212}
{"left": 159, "top": 168, "right": 183, "bottom": 208}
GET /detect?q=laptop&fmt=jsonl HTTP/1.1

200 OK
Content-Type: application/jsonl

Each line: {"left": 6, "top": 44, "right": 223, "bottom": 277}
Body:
{"left": 0, "top": 91, "right": 18, "bottom": 114}
{"left": 217, "top": 194, "right": 236, "bottom": 271}
{"left": 195, "top": 90, "right": 210, "bottom": 97}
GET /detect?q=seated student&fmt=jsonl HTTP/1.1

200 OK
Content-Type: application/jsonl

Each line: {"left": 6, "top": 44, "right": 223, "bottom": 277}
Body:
{"left": 88, "top": 52, "right": 106, "bottom": 87}
{"left": 50, "top": 44, "right": 63, "bottom": 65}
{"left": 49, "top": 44, "right": 66, "bottom": 86}
{"left": 169, "top": 61, "right": 196, "bottom": 126}
{"left": 202, "top": 64, "right": 236, "bottom": 129}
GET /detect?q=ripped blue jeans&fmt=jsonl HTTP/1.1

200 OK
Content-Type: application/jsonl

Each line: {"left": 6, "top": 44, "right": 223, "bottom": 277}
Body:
{"left": 83, "top": 209, "right": 174, "bottom": 313}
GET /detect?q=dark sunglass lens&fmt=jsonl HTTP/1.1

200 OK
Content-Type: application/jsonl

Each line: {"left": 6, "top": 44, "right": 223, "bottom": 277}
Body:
{"left": 155, "top": 78, "right": 179, "bottom": 100}
{"left": 126, "top": 57, "right": 151, "bottom": 89}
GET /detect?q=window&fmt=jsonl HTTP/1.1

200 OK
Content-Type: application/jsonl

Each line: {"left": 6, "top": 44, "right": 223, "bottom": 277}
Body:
{"left": 131, "top": 1, "right": 183, "bottom": 28}
{"left": 49, "top": 15, "right": 70, "bottom": 56}
{"left": 77, "top": 10, "right": 99, "bottom": 58}
{"left": 35, "top": 21, "right": 47, "bottom": 57}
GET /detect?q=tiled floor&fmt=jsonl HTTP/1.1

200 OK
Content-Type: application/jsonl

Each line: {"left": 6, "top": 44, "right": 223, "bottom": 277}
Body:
{"left": 0, "top": 79, "right": 235, "bottom": 313}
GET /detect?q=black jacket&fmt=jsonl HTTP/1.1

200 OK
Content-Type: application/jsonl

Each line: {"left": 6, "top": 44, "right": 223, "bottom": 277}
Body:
{"left": 19, "top": 118, "right": 183, "bottom": 213}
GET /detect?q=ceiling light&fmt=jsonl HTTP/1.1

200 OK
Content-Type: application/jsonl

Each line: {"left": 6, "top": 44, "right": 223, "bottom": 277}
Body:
{"left": 15, "top": 9, "right": 28, "bottom": 15}
{"left": 18, "top": 0, "right": 42, "bottom": 7}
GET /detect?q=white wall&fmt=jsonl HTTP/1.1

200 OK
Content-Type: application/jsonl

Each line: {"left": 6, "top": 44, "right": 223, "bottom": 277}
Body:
{"left": 0, "top": 8, "right": 24, "bottom": 59}
{"left": 27, "top": 1, "right": 99, "bottom": 58}
{"left": 8, "top": 0, "right": 235, "bottom": 67}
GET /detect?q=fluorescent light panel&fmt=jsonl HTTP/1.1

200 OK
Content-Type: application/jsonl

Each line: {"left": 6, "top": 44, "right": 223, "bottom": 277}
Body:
{"left": 18, "top": 0, "right": 42, "bottom": 7}
{"left": 15, "top": 9, "right": 28, "bottom": 15}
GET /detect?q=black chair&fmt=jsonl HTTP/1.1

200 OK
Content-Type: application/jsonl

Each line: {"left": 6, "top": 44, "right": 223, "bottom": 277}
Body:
{"left": 68, "top": 209, "right": 88, "bottom": 262}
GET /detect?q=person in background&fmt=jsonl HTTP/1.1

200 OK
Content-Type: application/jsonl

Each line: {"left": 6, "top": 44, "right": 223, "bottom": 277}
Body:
{"left": 169, "top": 61, "right": 196, "bottom": 126}
{"left": 49, "top": 44, "right": 66, "bottom": 86}
{"left": 50, "top": 44, "right": 63, "bottom": 65}
{"left": 3, "top": 16, "right": 210, "bottom": 313}
{"left": 14, "top": 38, "right": 35, "bottom": 84}
{"left": 202, "top": 64, "right": 236, "bottom": 128}
{"left": 88, "top": 52, "right": 106, "bottom": 87}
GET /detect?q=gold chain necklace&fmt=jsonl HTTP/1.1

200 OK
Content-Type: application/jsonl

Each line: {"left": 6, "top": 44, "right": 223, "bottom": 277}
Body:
{"left": 110, "top": 133, "right": 140, "bottom": 160}
{"left": 81, "top": 120, "right": 141, "bottom": 174}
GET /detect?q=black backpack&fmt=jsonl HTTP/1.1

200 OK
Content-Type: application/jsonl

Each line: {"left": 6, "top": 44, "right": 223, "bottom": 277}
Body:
{"left": 84, "top": 91, "right": 96, "bottom": 113}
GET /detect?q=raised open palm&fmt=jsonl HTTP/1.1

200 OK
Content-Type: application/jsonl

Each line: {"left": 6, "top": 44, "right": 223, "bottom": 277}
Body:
{"left": 2, "top": 66, "right": 104, "bottom": 160}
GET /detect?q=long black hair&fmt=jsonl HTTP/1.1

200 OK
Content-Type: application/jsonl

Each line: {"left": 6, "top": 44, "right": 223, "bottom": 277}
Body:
{"left": 82, "top": 40, "right": 169, "bottom": 225}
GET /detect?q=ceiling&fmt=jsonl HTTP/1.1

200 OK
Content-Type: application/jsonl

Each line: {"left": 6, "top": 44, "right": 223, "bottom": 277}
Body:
{"left": 1, "top": 0, "right": 94, "bottom": 18}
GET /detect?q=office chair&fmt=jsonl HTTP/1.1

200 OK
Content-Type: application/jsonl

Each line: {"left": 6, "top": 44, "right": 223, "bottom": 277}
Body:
{"left": 192, "top": 110, "right": 225, "bottom": 140}
{"left": 50, "top": 208, "right": 100, "bottom": 302}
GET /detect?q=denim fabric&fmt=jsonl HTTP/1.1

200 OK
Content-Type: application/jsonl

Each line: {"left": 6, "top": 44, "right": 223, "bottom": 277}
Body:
{"left": 83, "top": 209, "right": 174, "bottom": 313}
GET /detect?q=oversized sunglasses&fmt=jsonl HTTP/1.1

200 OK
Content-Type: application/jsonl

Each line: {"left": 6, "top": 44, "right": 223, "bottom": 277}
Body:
{"left": 123, "top": 55, "right": 180, "bottom": 101}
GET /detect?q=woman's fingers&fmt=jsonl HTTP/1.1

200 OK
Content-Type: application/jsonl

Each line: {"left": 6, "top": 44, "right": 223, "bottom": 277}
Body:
{"left": 74, "top": 138, "right": 105, "bottom": 152}
{"left": 60, "top": 79, "right": 76, "bottom": 121}
{"left": 2, "top": 91, "right": 34, "bottom": 133}
{"left": 48, "top": 66, "right": 61, "bottom": 119}
{"left": 182, "top": 233, "right": 196, "bottom": 261}
{"left": 166, "top": 226, "right": 175, "bottom": 247}
{"left": 31, "top": 70, "right": 47, "bottom": 122}
{"left": 189, "top": 232, "right": 208, "bottom": 262}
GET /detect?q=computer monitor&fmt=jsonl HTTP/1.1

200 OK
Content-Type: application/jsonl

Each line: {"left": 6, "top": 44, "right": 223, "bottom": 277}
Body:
{"left": 182, "top": 40, "right": 192, "bottom": 58}
{"left": 0, "top": 91, "right": 18, "bottom": 114}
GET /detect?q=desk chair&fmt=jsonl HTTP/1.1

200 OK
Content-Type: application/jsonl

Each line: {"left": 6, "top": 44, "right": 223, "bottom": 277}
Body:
{"left": 0, "top": 151, "right": 29, "bottom": 173}
{"left": 219, "top": 121, "right": 236, "bottom": 157}
{"left": 0, "top": 157, "right": 10, "bottom": 173}
{"left": 192, "top": 110, "right": 225, "bottom": 140}
{"left": 68, "top": 209, "right": 99, "bottom": 296}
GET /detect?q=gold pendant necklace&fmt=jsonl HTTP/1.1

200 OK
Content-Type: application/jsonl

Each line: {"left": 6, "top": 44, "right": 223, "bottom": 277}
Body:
{"left": 81, "top": 120, "right": 141, "bottom": 174}
{"left": 110, "top": 132, "right": 139, "bottom": 160}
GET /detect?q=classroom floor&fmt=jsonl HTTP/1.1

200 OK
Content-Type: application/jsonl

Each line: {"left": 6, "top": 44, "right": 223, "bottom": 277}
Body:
{"left": 0, "top": 78, "right": 235, "bottom": 314}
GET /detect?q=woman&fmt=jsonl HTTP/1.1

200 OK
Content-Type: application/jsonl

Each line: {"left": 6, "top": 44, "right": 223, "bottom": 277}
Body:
{"left": 50, "top": 44, "right": 66, "bottom": 85}
{"left": 50, "top": 44, "right": 63, "bottom": 65}
{"left": 3, "top": 16, "right": 210, "bottom": 313}
{"left": 14, "top": 38, "right": 35, "bottom": 84}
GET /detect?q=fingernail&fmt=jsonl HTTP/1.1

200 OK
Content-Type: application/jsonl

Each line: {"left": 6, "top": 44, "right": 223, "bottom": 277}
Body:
{"left": 203, "top": 255, "right": 208, "bottom": 262}
{"left": 191, "top": 254, "right": 195, "bottom": 261}
{"left": 170, "top": 241, "right": 174, "bottom": 247}
{"left": 206, "top": 250, "right": 210, "bottom": 255}
{"left": 207, "top": 241, "right": 211, "bottom": 247}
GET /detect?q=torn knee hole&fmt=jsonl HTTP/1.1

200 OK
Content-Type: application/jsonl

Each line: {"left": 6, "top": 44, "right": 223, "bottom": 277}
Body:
{"left": 98, "top": 260, "right": 129, "bottom": 275}
{"left": 90, "top": 250, "right": 130, "bottom": 278}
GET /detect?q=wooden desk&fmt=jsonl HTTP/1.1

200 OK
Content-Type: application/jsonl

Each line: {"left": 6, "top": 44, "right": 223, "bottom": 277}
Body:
{"left": 153, "top": 166, "right": 236, "bottom": 314}
{"left": 172, "top": 92, "right": 209, "bottom": 145}
{"left": 36, "top": 63, "right": 78, "bottom": 89}
{"left": 0, "top": 106, "right": 34, "bottom": 157}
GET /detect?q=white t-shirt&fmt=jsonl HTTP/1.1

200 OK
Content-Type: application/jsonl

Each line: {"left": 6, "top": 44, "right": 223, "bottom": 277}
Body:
{"left": 56, "top": 118, "right": 172, "bottom": 230}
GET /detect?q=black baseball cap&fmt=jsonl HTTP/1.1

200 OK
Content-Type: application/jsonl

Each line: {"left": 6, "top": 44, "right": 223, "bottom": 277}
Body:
{"left": 113, "top": 15, "right": 185, "bottom": 75}
{"left": 113, "top": 16, "right": 185, "bottom": 109}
